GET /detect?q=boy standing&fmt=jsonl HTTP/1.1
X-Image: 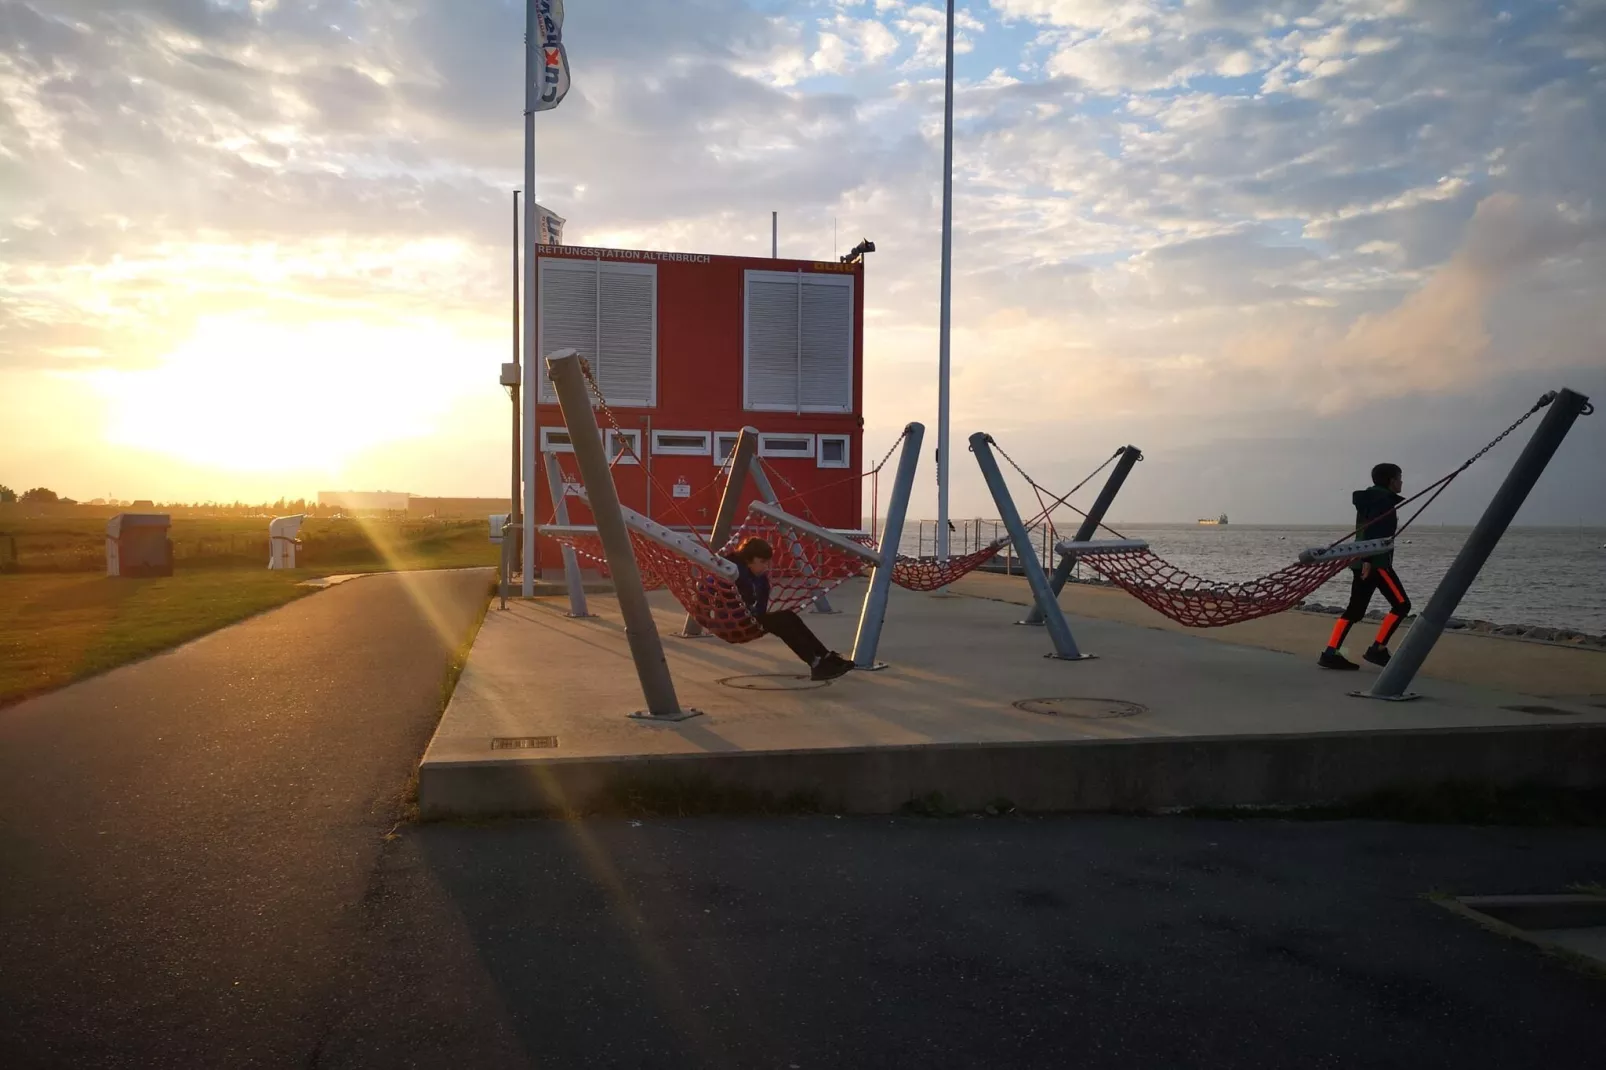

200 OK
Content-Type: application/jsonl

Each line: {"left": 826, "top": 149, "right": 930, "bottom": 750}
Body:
{"left": 1319, "top": 463, "right": 1412, "bottom": 671}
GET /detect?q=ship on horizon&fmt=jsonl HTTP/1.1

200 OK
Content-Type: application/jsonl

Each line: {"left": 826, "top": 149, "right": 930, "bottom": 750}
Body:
{"left": 1198, "top": 513, "right": 1229, "bottom": 526}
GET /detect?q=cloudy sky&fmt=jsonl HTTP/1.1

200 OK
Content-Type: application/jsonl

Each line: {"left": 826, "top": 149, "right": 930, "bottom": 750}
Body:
{"left": 2, "top": 0, "right": 1602, "bottom": 523}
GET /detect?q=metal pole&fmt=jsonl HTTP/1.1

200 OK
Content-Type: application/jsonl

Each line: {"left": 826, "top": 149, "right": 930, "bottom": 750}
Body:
{"left": 1365, "top": 387, "right": 1591, "bottom": 700}
{"left": 935, "top": 0, "right": 955, "bottom": 565}
{"left": 971, "top": 433, "right": 1088, "bottom": 660}
{"left": 547, "top": 350, "right": 694, "bottom": 720}
{"left": 772, "top": 211, "right": 778, "bottom": 258}
{"left": 512, "top": 191, "right": 522, "bottom": 579}
{"left": 749, "top": 457, "right": 837, "bottom": 615}
{"left": 680, "top": 428, "right": 758, "bottom": 637}
{"left": 1022, "top": 444, "right": 1142, "bottom": 625}
{"left": 544, "top": 451, "right": 590, "bottom": 618}
{"left": 852, "top": 422, "right": 924, "bottom": 669}
{"left": 520, "top": 0, "right": 539, "bottom": 597}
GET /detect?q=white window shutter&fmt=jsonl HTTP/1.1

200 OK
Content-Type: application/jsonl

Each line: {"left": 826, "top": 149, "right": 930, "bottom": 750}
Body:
{"left": 800, "top": 277, "right": 853, "bottom": 412}
{"left": 538, "top": 260, "right": 598, "bottom": 402}
{"left": 598, "top": 265, "right": 656, "bottom": 406}
{"left": 745, "top": 276, "right": 800, "bottom": 410}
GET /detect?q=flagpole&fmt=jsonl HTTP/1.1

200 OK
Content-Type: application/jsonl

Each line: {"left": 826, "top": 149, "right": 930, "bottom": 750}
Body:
{"left": 520, "top": 0, "right": 539, "bottom": 596}
{"left": 936, "top": 0, "right": 955, "bottom": 564}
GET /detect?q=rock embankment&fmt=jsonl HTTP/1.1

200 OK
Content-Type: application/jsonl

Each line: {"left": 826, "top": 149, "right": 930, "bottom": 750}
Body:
{"left": 1291, "top": 600, "right": 1606, "bottom": 649}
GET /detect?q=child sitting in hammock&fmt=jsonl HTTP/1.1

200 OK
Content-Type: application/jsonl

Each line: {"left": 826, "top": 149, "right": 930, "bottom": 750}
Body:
{"left": 727, "top": 537, "right": 855, "bottom": 681}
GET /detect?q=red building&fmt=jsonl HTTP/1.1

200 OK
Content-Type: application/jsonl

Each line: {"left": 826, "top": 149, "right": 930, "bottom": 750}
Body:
{"left": 529, "top": 243, "right": 865, "bottom": 576}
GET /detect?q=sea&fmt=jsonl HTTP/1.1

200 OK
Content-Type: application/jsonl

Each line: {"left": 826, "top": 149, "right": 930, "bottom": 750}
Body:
{"left": 889, "top": 520, "right": 1606, "bottom": 635}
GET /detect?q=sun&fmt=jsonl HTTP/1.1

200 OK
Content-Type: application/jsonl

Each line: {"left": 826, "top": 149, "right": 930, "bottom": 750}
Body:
{"left": 93, "top": 315, "right": 480, "bottom": 474}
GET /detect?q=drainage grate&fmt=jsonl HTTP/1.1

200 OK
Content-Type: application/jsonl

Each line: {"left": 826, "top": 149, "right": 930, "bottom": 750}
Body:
{"left": 491, "top": 735, "right": 559, "bottom": 750}
{"left": 718, "top": 674, "right": 830, "bottom": 691}
{"left": 1501, "top": 705, "right": 1581, "bottom": 716}
{"left": 1013, "top": 697, "right": 1147, "bottom": 720}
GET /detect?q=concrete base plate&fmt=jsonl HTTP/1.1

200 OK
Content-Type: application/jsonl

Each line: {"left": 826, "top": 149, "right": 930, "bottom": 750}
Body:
{"left": 420, "top": 581, "right": 1606, "bottom": 818}
{"left": 628, "top": 708, "right": 705, "bottom": 723}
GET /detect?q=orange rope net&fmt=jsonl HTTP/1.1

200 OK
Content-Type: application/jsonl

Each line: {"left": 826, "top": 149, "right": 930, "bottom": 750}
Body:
{"left": 1076, "top": 548, "right": 1350, "bottom": 628}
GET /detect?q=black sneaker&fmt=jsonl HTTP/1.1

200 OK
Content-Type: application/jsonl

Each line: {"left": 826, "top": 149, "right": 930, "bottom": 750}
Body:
{"left": 1318, "top": 650, "right": 1360, "bottom": 671}
{"left": 810, "top": 655, "right": 854, "bottom": 682}
{"left": 1363, "top": 644, "right": 1391, "bottom": 667}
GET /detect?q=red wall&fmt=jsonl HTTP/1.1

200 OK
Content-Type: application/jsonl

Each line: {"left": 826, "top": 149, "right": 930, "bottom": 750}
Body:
{"left": 533, "top": 245, "right": 864, "bottom": 574}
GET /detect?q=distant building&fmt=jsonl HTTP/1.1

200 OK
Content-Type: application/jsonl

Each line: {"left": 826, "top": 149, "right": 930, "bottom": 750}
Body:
{"left": 407, "top": 497, "right": 510, "bottom": 519}
{"left": 317, "top": 490, "right": 411, "bottom": 513}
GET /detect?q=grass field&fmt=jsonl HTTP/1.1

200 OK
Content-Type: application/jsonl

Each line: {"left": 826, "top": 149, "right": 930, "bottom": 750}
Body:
{"left": 0, "top": 518, "right": 500, "bottom": 706}
{"left": 0, "top": 514, "right": 495, "bottom": 573}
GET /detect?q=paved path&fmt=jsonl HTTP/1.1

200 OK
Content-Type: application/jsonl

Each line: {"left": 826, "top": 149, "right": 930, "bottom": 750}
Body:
{"left": 0, "top": 569, "right": 500, "bottom": 1068}
{"left": 3, "top": 570, "right": 1604, "bottom": 1068}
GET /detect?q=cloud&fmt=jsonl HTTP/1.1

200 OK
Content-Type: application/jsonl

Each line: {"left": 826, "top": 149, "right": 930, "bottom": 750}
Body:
{"left": 0, "top": 0, "right": 1602, "bottom": 522}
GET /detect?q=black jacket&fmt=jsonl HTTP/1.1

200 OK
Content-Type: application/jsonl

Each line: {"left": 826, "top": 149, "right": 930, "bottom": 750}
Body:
{"left": 728, "top": 556, "right": 770, "bottom": 616}
{"left": 1351, "top": 484, "right": 1403, "bottom": 570}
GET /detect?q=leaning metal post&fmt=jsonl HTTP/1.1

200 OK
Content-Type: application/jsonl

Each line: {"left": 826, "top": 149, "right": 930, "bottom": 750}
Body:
{"left": 546, "top": 349, "right": 696, "bottom": 720}
{"left": 749, "top": 458, "right": 837, "bottom": 615}
{"left": 1365, "top": 387, "right": 1592, "bottom": 700}
{"left": 543, "top": 451, "right": 591, "bottom": 618}
{"left": 851, "top": 422, "right": 924, "bottom": 669}
{"left": 680, "top": 427, "right": 759, "bottom": 637}
{"left": 971, "top": 432, "right": 1088, "bottom": 660}
{"left": 1022, "top": 444, "right": 1143, "bottom": 626}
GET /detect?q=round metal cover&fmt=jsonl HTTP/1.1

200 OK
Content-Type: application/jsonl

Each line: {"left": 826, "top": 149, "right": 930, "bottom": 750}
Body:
{"left": 718, "top": 674, "right": 830, "bottom": 691}
{"left": 1013, "top": 697, "right": 1146, "bottom": 719}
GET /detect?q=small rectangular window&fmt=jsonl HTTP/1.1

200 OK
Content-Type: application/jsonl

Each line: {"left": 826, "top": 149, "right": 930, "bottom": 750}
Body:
{"left": 713, "top": 431, "right": 741, "bottom": 466}
{"left": 817, "top": 434, "right": 850, "bottom": 469}
{"left": 651, "top": 430, "right": 711, "bottom": 456}
{"left": 540, "top": 427, "right": 574, "bottom": 454}
{"left": 606, "top": 429, "right": 642, "bottom": 465}
{"left": 758, "top": 433, "right": 815, "bottom": 459}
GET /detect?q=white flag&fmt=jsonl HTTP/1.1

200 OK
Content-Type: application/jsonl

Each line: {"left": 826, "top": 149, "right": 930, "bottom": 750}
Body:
{"left": 533, "top": 0, "right": 570, "bottom": 112}
{"left": 535, "top": 203, "right": 566, "bottom": 245}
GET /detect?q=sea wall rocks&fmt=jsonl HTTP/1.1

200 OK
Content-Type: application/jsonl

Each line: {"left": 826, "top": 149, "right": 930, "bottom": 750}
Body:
{"left": 1292, "top": 601, "right": 1606, "bottom": 649}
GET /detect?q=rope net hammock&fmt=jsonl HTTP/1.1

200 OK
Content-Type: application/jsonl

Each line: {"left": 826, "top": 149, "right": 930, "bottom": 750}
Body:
{"left": 1074, "top": 549, "right": 1350, "bottom": 628}
{"left": 988, "top": 392, "right": 1560, "bottom": 629}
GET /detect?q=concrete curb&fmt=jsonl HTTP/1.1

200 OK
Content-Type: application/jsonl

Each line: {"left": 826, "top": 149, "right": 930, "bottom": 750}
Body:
{"left": 419, "top": 722, "right": 1606, "bottom": 819}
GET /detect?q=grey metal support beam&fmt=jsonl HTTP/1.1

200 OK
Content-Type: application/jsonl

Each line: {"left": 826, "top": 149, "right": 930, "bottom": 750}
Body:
{"left": 543, "top": 451, "right": 590, "bottom": 618}
{"left": 1364, "top": 387, "right": 1592, "bottom": 700}
{"left": 546, "top": 348, "right": 697, "bottom": 720}
{"left": 851, "top": 422, "right": 924, "bottom": 669}
{"left": 971, "top": 432, "right": 1088, "bottom": 660}
{"left": 749, "top": 459, "right": 838, "bottom": 615}
{"left": 680, "top": 427, "right": 759, "bottom": 637}
{"left": 1023, "top": 444, "right": 1143, "bottom": 625}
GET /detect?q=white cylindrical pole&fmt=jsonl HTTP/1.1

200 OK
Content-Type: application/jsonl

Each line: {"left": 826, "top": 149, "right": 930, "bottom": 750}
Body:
{"left": 772, "top": 211, "right": 778, "bottom": 258}
{"left": 520, "top": 0, "right": 539, "bottom": 596}
{"left": 936, "top": 0, "right": 955, "bottom": 563}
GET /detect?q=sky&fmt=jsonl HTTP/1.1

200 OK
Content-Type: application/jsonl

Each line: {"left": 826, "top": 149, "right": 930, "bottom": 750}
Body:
{"left": 1, "top": 0, "right": 1603, "bottom": 524}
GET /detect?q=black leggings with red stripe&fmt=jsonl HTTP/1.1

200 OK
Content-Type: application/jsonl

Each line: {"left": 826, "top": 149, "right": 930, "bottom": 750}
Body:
{"left": 1332, "top": 564, "right": 1411, "bottom": 648}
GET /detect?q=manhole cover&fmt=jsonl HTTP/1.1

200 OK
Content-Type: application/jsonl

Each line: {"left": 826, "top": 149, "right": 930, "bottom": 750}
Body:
{"left": 1013, "top": 697, "right": 1147, "bottom": 720}
{"left": 718, "top": 674, "right": 830, "bottom": 691}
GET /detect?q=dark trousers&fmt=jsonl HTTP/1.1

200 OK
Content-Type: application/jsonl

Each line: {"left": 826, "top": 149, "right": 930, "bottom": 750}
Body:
{"left": 1329, "top": 564, "right": 1412, "bottom": 649}
{"left": 757, "top": 610, "right": 830, "bottom": 664}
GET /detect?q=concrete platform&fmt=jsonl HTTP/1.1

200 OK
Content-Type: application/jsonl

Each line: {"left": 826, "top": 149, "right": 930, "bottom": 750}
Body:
{"left": 419, "top": 581, "right": 1606, "bottom": 818}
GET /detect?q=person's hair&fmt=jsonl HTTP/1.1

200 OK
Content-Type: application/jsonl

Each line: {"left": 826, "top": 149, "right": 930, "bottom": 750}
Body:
{"left": 734, "top": 537, "right": 773, "bottom": 564}
{"left": 1371, "top": 463, "right": 1401, "bottom": 486}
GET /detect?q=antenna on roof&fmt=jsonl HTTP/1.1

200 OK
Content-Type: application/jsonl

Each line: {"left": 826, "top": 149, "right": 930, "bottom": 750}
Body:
{"left": 771, "top": 211, "right": 778, "bottom": 258}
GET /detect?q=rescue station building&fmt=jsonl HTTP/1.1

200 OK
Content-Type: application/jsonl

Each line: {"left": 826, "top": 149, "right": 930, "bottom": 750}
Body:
{"left": 530, "top": 243, "right": 865, "bottom": 576}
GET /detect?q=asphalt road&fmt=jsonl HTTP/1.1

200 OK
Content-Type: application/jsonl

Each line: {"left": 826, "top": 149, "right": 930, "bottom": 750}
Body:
{"left": 3, "top": 569, "right": 1604, "bottom": 1069}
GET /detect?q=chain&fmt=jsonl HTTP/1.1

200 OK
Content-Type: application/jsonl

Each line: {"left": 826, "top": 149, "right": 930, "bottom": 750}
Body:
{"left": 1454, "top": 392, "right": 1555, "bottom": 476}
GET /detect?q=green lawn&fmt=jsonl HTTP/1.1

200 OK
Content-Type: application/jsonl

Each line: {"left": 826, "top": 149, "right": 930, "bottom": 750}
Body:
{"left": 0, "top": 522, "right": 500, "bottom": 706}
